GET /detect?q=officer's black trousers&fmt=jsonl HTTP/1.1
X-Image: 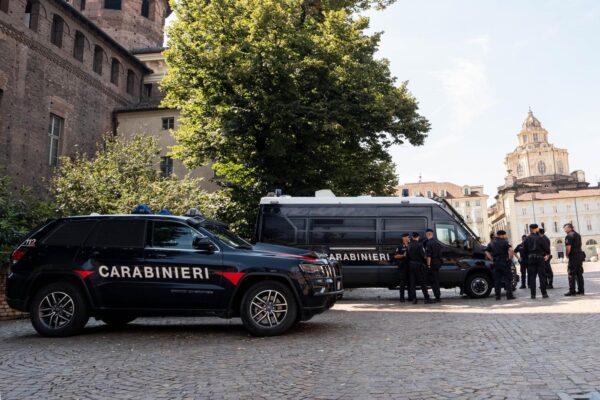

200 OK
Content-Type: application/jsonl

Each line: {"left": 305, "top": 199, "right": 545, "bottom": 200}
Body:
{"left": 426, "top": 266, "right": 441, "bottom": 300}
{"left": 527, "top": 256, "right": 547, "bottom": 297}
{"left": 409, "top": 262, "right": 430, "bottom": 300}
{"left": 493, "top": 264, "right": 513, "bottom": 298}
{"left": 545, "top": 261, "right": 554, "bottom": 286}
{"left": 520, "top": 261, "right": 528, "bottom": 287}
{"left": 398, "top": 266, "right": 409, "bottom": 300}
{"left": 567, "top": 257, "right": 584, "bottom": 294}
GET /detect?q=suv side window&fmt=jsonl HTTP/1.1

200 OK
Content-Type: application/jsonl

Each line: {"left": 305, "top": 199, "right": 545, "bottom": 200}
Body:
{"left": 86, "top": 219, "right": 146, "bottom": 248}
{"left": 151, "top": 221, "right": 202, "bottom": 250}
{"left": 43, "top": 220, "right": 97, "bottom": 246}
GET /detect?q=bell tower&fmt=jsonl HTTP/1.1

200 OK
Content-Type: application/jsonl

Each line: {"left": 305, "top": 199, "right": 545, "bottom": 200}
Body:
{"left": 82, "top": 0, "right": 170, "bottom": 50}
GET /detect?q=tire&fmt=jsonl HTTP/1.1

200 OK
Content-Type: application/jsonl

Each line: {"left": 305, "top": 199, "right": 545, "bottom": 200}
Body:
{"left": 101, "top": 315, "right": 136, "bottom": 326}
{"left": 240, "top": 281, "right": 298, "bottom": 336}
{"left": 464, "top": 273, "right": 492, "bottom": 299}
{"left": 29, "top": 282, "right": 89, "bottom": 337}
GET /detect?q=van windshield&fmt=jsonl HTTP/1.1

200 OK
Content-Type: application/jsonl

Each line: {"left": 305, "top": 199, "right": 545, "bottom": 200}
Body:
{"left": 201, "top": 223, "right": 253, "bottom": 249}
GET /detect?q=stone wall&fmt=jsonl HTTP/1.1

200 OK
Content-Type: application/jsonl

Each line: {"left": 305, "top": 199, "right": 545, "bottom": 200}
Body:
{"left": 0, "top": 265, "right": 27, "bottom": 320}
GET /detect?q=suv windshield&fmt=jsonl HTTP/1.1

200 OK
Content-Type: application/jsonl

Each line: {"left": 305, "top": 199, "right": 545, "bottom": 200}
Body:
{"left": 201, "top": 223, "right": 252, "bottom": 249}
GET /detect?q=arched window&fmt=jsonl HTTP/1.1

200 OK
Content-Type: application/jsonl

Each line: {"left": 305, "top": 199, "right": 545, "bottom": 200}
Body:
{"left": 537, "top": 160, "right": 546, "bottom": 175}
{"left": 93, "top": 45, "right": 104, "bottom": 75}
{"left": 24, "top": 0, "right": 40, "bottom": 30}
{"left": 533, "top": 133, "right": 539, "bottom": 142}
{"left": 73, "top": 31, "right": 85, "bottom": 62}
{"left": 110, "top": 58, "right": 120, "bottom": 85}
{"left": 141, "top": 0, "right": 149, "bottom": 17}
{"left": 104, "top": 0, "right": 120, "bottom": 9}
{"left": 517, "top": 163, "right": 524, "bottom": 177}
{"left": 126, "top": 69, "right": 136, "bottom": 95}
{"left": 50, "top": 15, "right": 64, "bottom": 48}
{"left": 586, "top": 239, "right": 598, "bottom": 246}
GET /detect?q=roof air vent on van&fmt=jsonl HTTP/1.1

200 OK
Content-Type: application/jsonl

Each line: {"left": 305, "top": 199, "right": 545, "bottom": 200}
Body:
{"left": 315, "top": 189, "right": 336, "bottom": 198}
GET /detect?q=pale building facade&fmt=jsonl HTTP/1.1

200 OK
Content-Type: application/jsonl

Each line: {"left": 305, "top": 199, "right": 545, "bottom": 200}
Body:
{"left": 397, "top": 182, "right": 490, "bottom": 239}
{"left": 488, "top": 111, "right": 600, "bottom": 259}
{"left": 114, "top": 49, "right": 220, "bottom": 192}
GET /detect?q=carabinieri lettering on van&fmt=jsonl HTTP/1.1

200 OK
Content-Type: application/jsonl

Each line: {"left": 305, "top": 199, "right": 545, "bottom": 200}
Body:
{"left": 328, "top": 253, "right": 390, "bottom": 262}
{"left": 98, "top": 265, "right": 210, "bottom": 280}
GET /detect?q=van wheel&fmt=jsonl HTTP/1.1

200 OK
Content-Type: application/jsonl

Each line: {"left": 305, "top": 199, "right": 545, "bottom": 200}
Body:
{"left": 101, "top": 315, "right": 136, "bottom": 326}
{"left": 240, "top": 281, "right": 298, "bottom": 336}
{"left": 465, "top": 273, "right": 492, "bottom": 298}
{"left": 30, "top": 282, "right": 89, "bottom": 337}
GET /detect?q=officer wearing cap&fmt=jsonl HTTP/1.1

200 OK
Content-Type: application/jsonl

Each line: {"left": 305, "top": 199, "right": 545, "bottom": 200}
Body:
{"left": 514, "top": 235, "right": 528, "bottom": 289}
{"left": 407, "top": 232, "right": 433, "bottom": 304}
{"left": 393, "top": 233, "right": 411, "bottom": 302}
{"left": 424, "top": 229, "right": 442, "bottom": 303}
{"left": 564, "top": 223, "right": 585, "bottom": 296}
{"left": 485, "top": 230, "right": 516, "bottom": 300}
{"left": 539, "top": 228, "right": 554, "bottom": 289}
{"left": 522, "top": 224, "right": 550, "bottom": 299}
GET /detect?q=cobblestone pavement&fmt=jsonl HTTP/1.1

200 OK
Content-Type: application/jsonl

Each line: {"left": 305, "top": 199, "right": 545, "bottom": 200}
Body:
{"left": 1, "top": 262, "right": 600, "bottom": 400}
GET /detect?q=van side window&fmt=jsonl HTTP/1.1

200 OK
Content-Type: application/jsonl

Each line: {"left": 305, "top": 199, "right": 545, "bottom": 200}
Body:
{"left": 261, "top": 214, "right": 303, "bottom": 245}
{"left": 435, "top": 223, "right": 457, "bottom": 247}
{"left": 43, "top": 220, "right": 97, "bottom": 246}
{"left": 86, "top": 220, "right": 145, "bottom": 248}
{"left": 382, "top": 218, "right": 427, "bottom": 245}
{"left": 151, "top": 221, "right": 201, "bottom": 249}
{"left": 310, "top": 218, "right": 376, "bottom": 245}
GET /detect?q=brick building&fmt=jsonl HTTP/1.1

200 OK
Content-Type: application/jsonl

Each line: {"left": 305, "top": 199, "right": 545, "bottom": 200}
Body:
{"left": 0, "top": 0, "right": 172, "bottom": 194}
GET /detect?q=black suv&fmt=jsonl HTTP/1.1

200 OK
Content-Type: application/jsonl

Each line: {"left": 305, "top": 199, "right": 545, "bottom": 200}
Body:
{"left": 6, "top": 214, "right": 342, "bottom": 337}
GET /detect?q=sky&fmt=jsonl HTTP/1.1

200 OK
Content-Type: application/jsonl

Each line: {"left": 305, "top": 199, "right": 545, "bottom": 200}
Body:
{"left": 165, "top": 1, "right": 600, "bottom": 204}
{"left": 364, "top": 0, "right": 600, "bottom": 202}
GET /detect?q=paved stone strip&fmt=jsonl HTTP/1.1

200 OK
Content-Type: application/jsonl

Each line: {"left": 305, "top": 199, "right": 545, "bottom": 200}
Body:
{"left": 0, "top": 263, "right": 599, "bottom": 399}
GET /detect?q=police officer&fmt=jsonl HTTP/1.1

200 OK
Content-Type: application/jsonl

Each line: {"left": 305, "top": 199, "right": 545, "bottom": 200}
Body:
{"left": 539, "top": 228, "right": 554, "bottom": 289}
{"left": 564, "top": 223, "right": 585, "bottom": 296}
{"left": 407, "top": 232, "right": 433, "bottom": 304}
{"left": 424, "top": 229, "right": 442, "bottom": 303}
{"left": 523, "top": 224, "right": 550, "bottom": 299}
{"left": 485, "top": 230, "right": 516, "bottom": 300}
{"left": 514, "top": 235, "right": 528, "bottom": 289}
{"left": 393, "top": 233, "right": 411, "bottom": 302}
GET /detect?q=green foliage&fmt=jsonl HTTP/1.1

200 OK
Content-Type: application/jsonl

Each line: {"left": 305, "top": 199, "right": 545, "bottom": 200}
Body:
{"left": 163, "top": 0, "right": 430, "bottom": 234}
{"left": 50, "top": 135, "right": 237, "bottom": 229}
{"left": 0, "top": 177, "right": 53, "bottom": 265}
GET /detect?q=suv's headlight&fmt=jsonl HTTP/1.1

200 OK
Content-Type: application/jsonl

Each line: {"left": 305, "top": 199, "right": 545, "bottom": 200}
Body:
{"left": 299, "top": 263, "right": 325, "bottom": 275}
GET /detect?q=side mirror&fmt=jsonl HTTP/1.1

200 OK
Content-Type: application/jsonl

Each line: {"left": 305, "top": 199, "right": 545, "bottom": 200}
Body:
{"left": 192, "top": 236, "right": 216, "bottom": 253}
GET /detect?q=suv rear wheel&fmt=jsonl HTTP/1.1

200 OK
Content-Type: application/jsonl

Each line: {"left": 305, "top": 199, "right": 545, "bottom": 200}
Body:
{"left": 465, "top": 273, "right": 493, "bottom": 298}
{"left": 240, "top": 281, "right": 298, "bottom": 336}
{"left": 30, "top": 282, "right": 89, "bottom": 337}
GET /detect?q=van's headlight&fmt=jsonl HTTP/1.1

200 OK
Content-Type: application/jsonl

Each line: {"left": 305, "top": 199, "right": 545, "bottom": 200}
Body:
{"left": 299, "top": 263, "right": 325, "bottom": 275}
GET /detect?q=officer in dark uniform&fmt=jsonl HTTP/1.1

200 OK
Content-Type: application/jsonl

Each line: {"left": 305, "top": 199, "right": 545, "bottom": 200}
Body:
{"left": 393, "top": 233, "right": 411, "bottom": 302}
{"left": 407, "top": 232, "right": 433, "bottom": 304}
{"left": 514, "top": 235, "right": 528, "bottom": 289}
{"left": 424, "top": 229, "right": 442, "bottom": 303}
{"left": 564, "top": 223, "right": 585, "bottom": 296}
{"left": 485, "top": 230, "right": 516, "bottom": 300}
{"left": 539, "top": 228, "right": 554, "bottom": 288}
{"left": 522, "top": 224, "right": 550, "bottom": 299}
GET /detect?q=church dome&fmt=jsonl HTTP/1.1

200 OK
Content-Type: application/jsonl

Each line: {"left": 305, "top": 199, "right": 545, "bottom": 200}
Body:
{"left": 522, "top": 110, "right": 542, "bottom": 130}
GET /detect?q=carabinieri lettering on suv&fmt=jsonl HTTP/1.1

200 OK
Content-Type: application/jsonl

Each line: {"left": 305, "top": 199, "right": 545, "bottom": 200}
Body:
{"left": 6, "top": 212, "right": 343, "bottom": 337}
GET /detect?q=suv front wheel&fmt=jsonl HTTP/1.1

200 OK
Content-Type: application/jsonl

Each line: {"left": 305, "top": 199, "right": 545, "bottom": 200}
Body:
{"left": 30, "top": 282, "right": 89, "bottom": 337}
{"left": 240, "top": 281, "right": 298, "bottom": 336}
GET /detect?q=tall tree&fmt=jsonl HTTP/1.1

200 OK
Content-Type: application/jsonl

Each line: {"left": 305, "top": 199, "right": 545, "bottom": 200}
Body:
{"left": 163, "top": 0, "right": 430, "bottom": 233}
